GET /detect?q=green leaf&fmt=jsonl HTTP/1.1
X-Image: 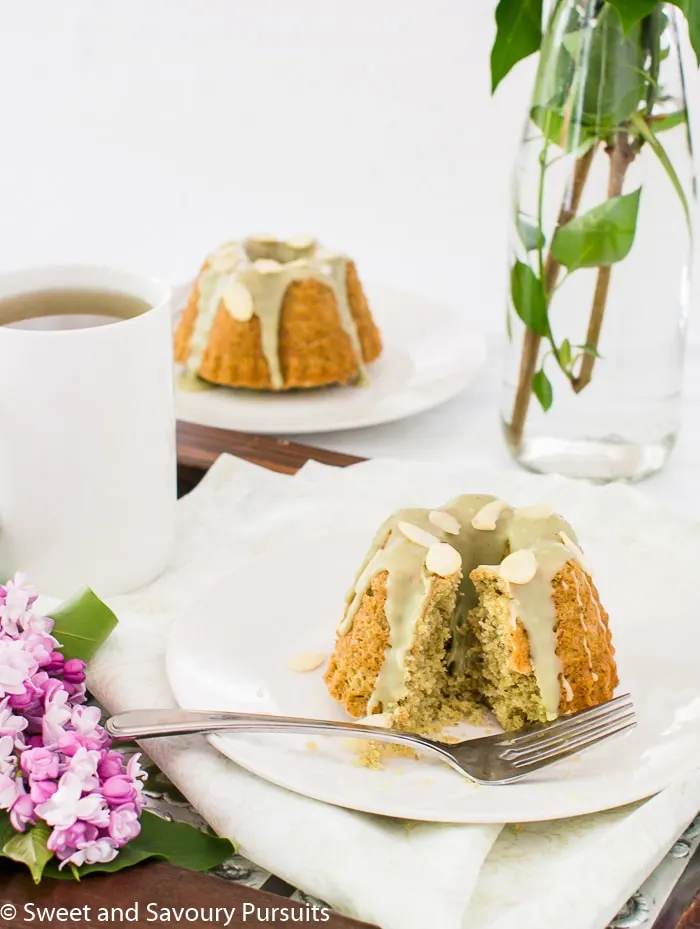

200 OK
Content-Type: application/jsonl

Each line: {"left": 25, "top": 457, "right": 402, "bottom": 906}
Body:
{"left": 510, "top": 261, "right": 549, "bottom": 337}
{"left": 564, "top": 6, "right": 646, "bottom": 131}
{"left": 516, "top": 215, "right": 545, "bottom": 252}
{"left": 550, "top": 188, "right": 642, "bottom": 270}
{"left": 532, "top": 369, "right": 553, "bottom": 411}
{"left": 606, "top": 0, "right": 660, "bottom": 34}
{"left": 629, "top": 112, "right": 692, "bottom": 230}
{"left": 3, "top": 822, "right": 53, "bottom": 884}
{"left": 48, "top": 587, "right": 118, "bottom": 663}
{"left": 491, "top": 0, "right": 543, "bottom": 93}
{"left": 577, "top": 343, "right": 604, "bottom": 359}
{"left": 0, "top": 811, "right": 14, "bottom": 849}
{"left": 651, "top": 109, "right": 688, "bottom": 133}
{"left": 530, "top": 106, "right": 597, "bottom": 157}
{"left": 669, "top": 1, "right": 700, "bottom": 66}
{"left": 44, "top": 811, "right": 235, "bottom": 880}
{"left": 558, "top": 338, "right": 572, "bottom": 369}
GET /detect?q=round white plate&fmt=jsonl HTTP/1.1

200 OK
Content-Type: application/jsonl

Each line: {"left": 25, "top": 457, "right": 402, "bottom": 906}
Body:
{"left": 172, "top": 281, "right": 486, "bottom": 435}
{"left": 166, "top": 519, "right": 700, "bottom": 823}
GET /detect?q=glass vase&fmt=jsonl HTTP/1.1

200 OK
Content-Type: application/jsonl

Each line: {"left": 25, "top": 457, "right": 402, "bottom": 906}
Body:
{"left": 502, "top": 1, "right": 696, "bottom": 482}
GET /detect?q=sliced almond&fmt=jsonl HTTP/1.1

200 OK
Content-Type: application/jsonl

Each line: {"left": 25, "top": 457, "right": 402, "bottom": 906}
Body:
{"left": 515, "top": 503, "right": 554, "bottom": 519}
{"left": 559, "top": 531, "right": 592, "bottom": 574}
{"left": 428, "top": 510, "right": 461, "bottom": 535}
{"left": 287, "top": 234, "right": 316, "bottom": 250}
{"left": 247, "top": 233, "right": 277, "bottom": 245}
{"left": 253, "top": 258, "right": 282, "bottom": 273}
{"left": 210, "top": 244, "right": 241, "bottom": 273}
{"left": 315, "top": 247, "right": 340, "bottom": 262}
{"left": 288, "top": 651, "right": 327, "bottom": 673}
{"left": 499, "top": 549, "right": 537, "bottom": 585}
{"left": 425, "top": 542, "right": 462, "bottom": 577}
{"left": 397, "top": 521, "right": 439, "bottom": 548}
{"left": 471, "top": 499, "right": 508, "bottom": 531}
{"left": 223, "top": 279, "right": 254, "bottom": 321}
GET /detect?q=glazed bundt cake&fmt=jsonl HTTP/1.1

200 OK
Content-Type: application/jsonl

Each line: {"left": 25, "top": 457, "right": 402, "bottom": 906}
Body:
{"left": 325, "top": 495, "right": 618, "bottom": 734}
{"left": 174, "top": 235, "right": 382, "bottom": 390}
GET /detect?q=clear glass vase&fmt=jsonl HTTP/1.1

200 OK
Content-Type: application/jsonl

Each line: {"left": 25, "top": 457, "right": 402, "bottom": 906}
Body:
{"left": 502, "top": 1, "right": 696, "bottom": 482}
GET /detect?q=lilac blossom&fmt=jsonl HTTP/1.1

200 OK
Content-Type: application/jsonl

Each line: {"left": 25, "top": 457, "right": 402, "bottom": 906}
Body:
{"left": 0, "top": 575, "right": 145, "bottom": 873}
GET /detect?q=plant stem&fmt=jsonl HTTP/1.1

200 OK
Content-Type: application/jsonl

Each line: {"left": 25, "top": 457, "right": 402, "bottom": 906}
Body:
{"left": 571, "top": 132, "right": 634, "bottom": 393}
{"left": 507, "top": 145, "right": 596, "bottom": 449}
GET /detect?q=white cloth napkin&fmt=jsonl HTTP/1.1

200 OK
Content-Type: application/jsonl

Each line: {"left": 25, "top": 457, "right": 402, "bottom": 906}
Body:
{"left": 82, "top": 455, "right": 700, "bottom": 929}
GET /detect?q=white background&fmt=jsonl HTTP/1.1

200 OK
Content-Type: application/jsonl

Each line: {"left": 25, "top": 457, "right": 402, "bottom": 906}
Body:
{"left": 0, "top": 0, "right": 697, "bottom": 334}
{"left": 1, "top": 0, "right": 699, "bottom": 513}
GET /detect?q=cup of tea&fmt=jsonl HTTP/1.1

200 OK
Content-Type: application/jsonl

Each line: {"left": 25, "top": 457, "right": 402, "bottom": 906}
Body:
{"left": 0, "top": 264, "right": 177, "bottom": 597}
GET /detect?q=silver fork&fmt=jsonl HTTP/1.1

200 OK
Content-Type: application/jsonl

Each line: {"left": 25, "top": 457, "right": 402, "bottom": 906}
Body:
{"left": 106, "top": 693, "right": 635, "bottom": 785}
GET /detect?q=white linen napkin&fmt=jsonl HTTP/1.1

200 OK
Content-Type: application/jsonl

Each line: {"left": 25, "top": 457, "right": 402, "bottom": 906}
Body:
{"left": 82, "top": 455, "right": 700, "bottom": 929}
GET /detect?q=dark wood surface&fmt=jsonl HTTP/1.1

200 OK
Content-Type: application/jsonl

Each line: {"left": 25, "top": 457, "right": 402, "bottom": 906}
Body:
{"left": 1, "top": 860, "right": 373, "bottom": 928}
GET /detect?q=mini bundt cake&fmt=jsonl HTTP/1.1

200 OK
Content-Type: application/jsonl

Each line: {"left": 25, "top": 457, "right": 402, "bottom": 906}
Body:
{"left": 174, "top": 235, "right": 382, "bottom": 390}
{"left": 324, "top": 495, "right": 618, "bottom": 734}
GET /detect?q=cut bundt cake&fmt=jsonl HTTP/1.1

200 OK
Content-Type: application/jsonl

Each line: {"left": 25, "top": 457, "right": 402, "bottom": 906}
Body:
{"left": 324, "top": 495, "right": 618, "bottom": 733}
{"left": 174, "top": 235, "right": 382, "bottom": 390}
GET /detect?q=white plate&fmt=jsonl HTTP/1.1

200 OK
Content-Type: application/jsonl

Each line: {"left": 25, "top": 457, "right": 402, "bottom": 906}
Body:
{"left": 166, "top": 510, "right": 700, "bottom": 823}
{"left": 172, "top": 281, "right": 486, "bottom": 435}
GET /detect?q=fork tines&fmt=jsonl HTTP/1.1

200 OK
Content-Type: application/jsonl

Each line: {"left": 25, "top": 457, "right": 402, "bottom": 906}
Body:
{"left": 498, "top": 694, "right": 636, "bottom": 769}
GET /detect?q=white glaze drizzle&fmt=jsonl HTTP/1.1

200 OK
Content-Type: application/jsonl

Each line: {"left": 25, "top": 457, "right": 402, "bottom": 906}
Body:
{"left": 182, "top": 237, "right": 367, "bottom": 389}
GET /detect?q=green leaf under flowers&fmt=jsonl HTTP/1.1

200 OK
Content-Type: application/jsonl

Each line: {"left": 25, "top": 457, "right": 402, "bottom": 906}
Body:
{"left": 491, "top": 0, "right": 543, "bottom": 93}
{"left": 0, "top": 811, "right": 14, "bottom": 849}
{"left": 48, "top": 587, "right": 118, "bottom": 664}
{"left": 668, "top": 1, "right": 700, "bottom": 66}
{"left": 510, "top": 261, "right": 549, "bottom": 337}
{"left": 629, "top": 111, "right": 692, "bottom": 231}
{"left": 606, "top": 0, "right": 660, "bottom": 34}
{"left": 516, "top": 215, "right": 545, "bottom": 252}
{"left": 43, "top": 811, "right": 235, "bottom": 880}
{"left": 3, "top": 822, "right": 53, "bottom": 884}
{"left": 532, "top": 369, "right": 553, "bottom": 411}
{"left": 564, "top": 6, "right": 646, "bottom": 132}
{"left": 550, "top": 188, "right": 642, "bottom": 271}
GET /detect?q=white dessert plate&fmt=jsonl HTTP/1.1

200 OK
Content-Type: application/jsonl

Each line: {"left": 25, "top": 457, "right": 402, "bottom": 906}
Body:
{"left": 171, "top": 281, "right": 486, "bottom": 435}
{"left": 166, "top": 494, "right": 700, "bottom": 823}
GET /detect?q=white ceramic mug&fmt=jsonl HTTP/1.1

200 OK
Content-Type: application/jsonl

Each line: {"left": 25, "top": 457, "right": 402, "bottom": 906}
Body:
{"left": 0, "top": 265, "right": 177, "bottom": 598}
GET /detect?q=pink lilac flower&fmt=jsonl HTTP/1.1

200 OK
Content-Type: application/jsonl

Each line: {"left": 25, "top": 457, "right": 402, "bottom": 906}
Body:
{"left": 0, "top": 639, "right": 37, "bottom": 699}
{"left": 36, "top": 773, "right": 110, "bottom": 828}
{"left": 0, "top": 699, "right": 28, "bottom": 740}
{"left": 10, "top": 782, "right": 36, "bottom": 832}
{"left": 0, "top": 735, "right": 16, "bottom": 776}
{"left": 69, "top": 706, "right": 105, "bottom": 751}
{"left": 97, "top": 751, "right": 124, "bottom": 779}
{"left": 20, "top": 746, "right": 59, "bottom": 781}
{"left": 0, "top": 773, "right": 19, "bottom": 811}
{"left": 47, "top": 821, "right": 98, "bottom": 860}
{"left": 66, "top": 836, "right": 119, "bottom": 869}
{"left": 67, "top": 748, "right": 101, "bottom": 791}
{"left": 29, "top": 778, "right": 57, "bottom": 805}
{"left": 108, "top": 803, "right": 141, "bottom": 844}
{"left": 0, "top": 574, "right": 145, "bottom": 877}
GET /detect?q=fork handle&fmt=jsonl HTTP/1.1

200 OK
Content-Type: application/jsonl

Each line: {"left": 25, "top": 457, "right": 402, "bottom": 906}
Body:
{"left": 105, "top": 707, "right": 437, "bottom": 756}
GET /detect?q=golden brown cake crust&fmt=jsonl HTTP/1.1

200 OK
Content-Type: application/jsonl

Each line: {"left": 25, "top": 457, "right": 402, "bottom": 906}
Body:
{"left": 551, "top": 560, "right": 618, "bottom": 713}
{"left": 324, "top": 571, "right": 390, "bottom": 718}
{"left": 174, "top": 259, "right": 382, "bottom": 390}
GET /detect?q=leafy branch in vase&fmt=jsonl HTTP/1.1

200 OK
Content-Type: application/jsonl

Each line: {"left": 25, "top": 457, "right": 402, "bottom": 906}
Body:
{"left": 492, "top": 0, "right": 699, "bottom": 447}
